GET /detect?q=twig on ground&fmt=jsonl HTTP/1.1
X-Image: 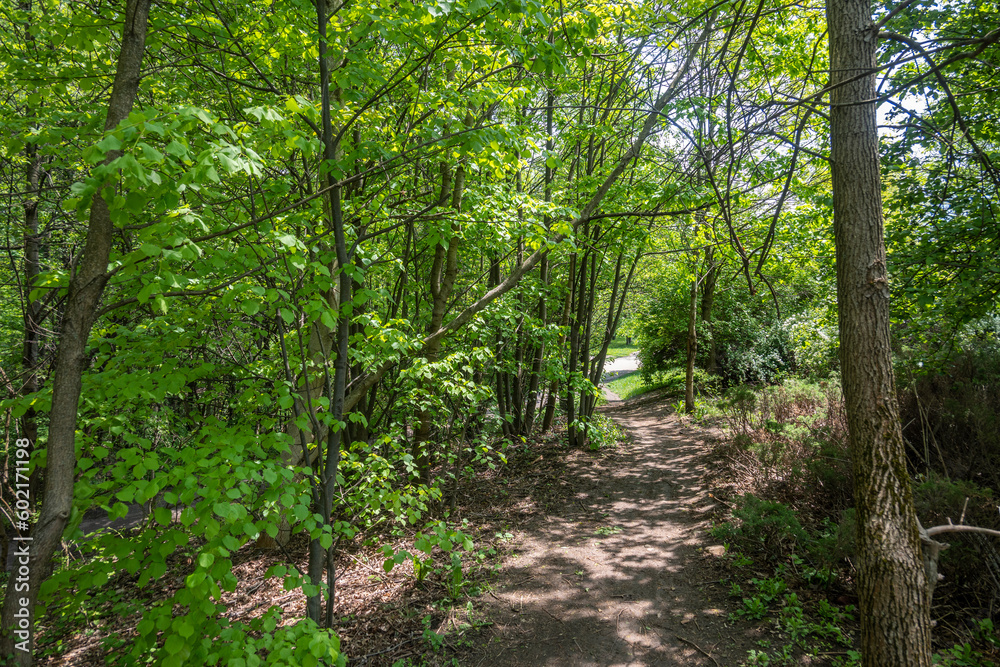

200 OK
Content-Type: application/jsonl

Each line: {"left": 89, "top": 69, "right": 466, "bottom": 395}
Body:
{"left": 676, "top": 635, "right": 721, "bottom": 667}
{"left": 541, "top": 607, "right": 564, "bottom": 623}
{"left": 353, "top": 635, "right": 419, "bottom": 665}
{"left": 348, "top": 553, "right": 391, "bottom": 581}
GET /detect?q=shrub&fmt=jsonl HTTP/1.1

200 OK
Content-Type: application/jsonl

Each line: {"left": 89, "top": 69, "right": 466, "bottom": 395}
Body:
{"left": 633, "top": 281, "right": 799, "bottom": 387}
{"left": 712, "top": 495, "right": 809, "bottom": 557}
{"left": 898, "top": 332, "right": 1000, "bottom": 490}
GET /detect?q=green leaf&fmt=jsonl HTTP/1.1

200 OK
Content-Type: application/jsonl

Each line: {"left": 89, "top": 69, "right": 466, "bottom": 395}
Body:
{"left": 126, "top": 191, "right": 146, "bottom": 214}
{"left": 165, "top": 140, "right": 187, "bottom": 157}
{"left": 139, "top": 142, "right": 164, "bottom": 163}
{"left": 164, "top": 634, "right": 185, "bottom": 654}
{"left": 97, "top": 135, "right": 122, "bottom": 152}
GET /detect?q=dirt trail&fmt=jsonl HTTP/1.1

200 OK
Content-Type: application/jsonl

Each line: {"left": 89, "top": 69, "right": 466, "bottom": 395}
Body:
{"left": 467, "top": 393, "right": 756, "bottom": 666}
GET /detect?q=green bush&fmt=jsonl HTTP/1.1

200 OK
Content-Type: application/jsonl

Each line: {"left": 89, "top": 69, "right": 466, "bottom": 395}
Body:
{"left": 633, "top": 278, "right": 802, "bottom": 387}
{"left": 898, "top": 316, "right": 1000, "bottom": 488}
{"left": 711, "top": 495, "right": 809, "bottom": 557}
{"left": 712, "top": 495, "right": 852, "bottom": 571}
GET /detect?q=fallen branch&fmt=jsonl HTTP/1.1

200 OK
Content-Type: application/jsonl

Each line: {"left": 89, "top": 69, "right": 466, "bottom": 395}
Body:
{"left": 924, "top": 524, "right": 1000, "bottom": 539}
{"left": 919, "top": 512, "right": 1000, "bottom": 604}
{"left": 353, "top": 635, "right": 419, "bottom": 666}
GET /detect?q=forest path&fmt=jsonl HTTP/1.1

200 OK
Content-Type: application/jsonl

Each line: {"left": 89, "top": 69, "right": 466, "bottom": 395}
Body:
{"left": 464, "top": 393, "right": 756, "bottom": 666}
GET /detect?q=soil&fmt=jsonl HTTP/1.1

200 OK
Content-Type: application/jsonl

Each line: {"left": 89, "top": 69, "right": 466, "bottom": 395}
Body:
{"left": 459, "top": 391, "right": 759, "bottom": 666}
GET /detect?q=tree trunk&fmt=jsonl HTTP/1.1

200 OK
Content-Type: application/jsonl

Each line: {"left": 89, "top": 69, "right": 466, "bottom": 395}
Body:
{"left": 523, "top": 89, "right": 556, "bottom": 434}
{"left": 567, "top": 244, "right": 589, "bottom": 448}
{"left": 700, "top": 246, "right": 718, "bottom": 375}
{"left": 826, "top": 0, "right": 933, "bottom": 664}
{"left": 577, "top": 246, "right": 599, "bottom": 431}
{"left": 522, "top": 255, "right": 547, "bottom": 434}
{"left": 414, "top": 161, "right": 464, "bottom": 480}
{"left": 0, "top": 1, "right": 151, "bottom": 661}
{"left": 20, "top": 140, "right": 43, "bottom": 519}
{"left": 684, "top": 276, "right": 698, "bottom": 413}
{"left": 307, "top": 0, "right": 352, "bottom": 625}
{"left": 542, "top": 254, "right": 575, "bottom": 432}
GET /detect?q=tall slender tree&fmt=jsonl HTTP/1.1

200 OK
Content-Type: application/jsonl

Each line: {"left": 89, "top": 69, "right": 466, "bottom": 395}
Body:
{"left": 0, "top": 0, "right": 152, "bottom": 662}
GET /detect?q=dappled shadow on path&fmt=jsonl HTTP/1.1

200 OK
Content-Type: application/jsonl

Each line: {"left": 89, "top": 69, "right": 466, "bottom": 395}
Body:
{"left": 465, "top": 395, "right": 758, "bottom": 666}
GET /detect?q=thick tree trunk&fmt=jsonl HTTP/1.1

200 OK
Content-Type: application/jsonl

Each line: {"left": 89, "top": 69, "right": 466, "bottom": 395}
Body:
{"left": 0, "top": 1, "right": 151, "bottom": 662}
{"left": 826, "top": 0, "right": 933, "bottom": 664}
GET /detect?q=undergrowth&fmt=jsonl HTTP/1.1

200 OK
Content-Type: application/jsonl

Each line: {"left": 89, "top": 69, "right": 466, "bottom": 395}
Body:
{"left": 705, "top": 377, "right": 1000, "bottom": 666}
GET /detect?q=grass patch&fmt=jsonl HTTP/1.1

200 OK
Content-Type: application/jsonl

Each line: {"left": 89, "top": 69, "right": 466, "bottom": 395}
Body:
{"left": 605, "top": 371, "right": 669, "bottom": 400}
{"left": 606, "top": 366, "right": 720, "bottom": 401}
{"left": 593, "top": 337, "right": 640, "bottom": 361}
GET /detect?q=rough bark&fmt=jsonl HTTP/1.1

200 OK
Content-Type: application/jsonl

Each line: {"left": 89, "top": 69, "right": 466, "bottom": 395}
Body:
{"left": 0, "top": 1, "right": 151, "bottom": 662}
{"left": 826, "top": 0, "right": 933, "bottom": 663}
